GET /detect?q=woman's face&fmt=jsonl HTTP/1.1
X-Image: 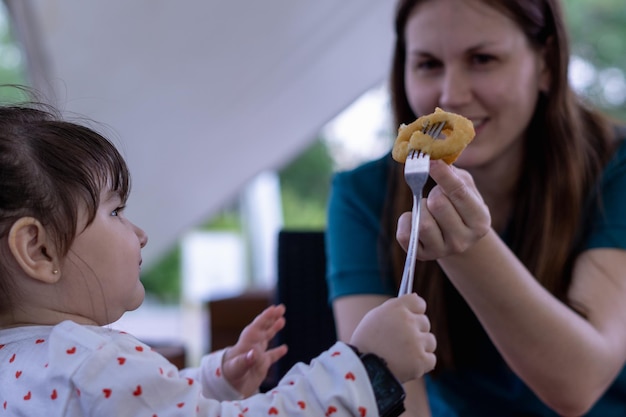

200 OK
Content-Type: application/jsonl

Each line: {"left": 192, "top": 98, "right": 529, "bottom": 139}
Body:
{"left": 403, "top": 0, "right": 549, "bottom": 169}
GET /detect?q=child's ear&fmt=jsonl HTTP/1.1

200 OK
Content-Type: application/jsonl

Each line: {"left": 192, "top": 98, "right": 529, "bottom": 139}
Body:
{"left": 8, "top": 217, "right": 61, "bottom": 284}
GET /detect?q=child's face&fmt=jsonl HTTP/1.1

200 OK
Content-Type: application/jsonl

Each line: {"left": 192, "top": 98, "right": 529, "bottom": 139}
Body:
{"left": 61, "top": 189, "right": 148, "bottom": 325}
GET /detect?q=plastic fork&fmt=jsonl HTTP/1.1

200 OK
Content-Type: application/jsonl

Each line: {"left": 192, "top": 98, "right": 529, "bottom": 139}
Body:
{"left": 398, "top": 121, "right": 446, "bottom": 296}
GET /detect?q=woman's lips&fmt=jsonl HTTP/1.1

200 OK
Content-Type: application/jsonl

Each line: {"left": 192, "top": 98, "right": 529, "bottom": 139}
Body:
{"left": 470, "top": 118, "right": 487, "bottom": 136}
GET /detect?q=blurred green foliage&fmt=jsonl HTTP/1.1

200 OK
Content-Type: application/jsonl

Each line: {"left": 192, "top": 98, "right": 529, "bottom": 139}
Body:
{"left": 566, "top": 0, "right": 626, "bottom": 68}
{"left": 565, "top": 0, "right": 626, "bottom": 119}
{"left": 279, "top": 138, "right": 334, "bottom": 229}
{"left": 141, "top": 246, "right": 181, "bottom": 303}
{"left": 0, "top": 4, "right": 26, "bottom": 100}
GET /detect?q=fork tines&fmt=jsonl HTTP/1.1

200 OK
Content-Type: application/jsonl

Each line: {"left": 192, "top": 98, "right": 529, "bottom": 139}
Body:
{"left": 425, "top": 121, "right": 446, "bottom": 139}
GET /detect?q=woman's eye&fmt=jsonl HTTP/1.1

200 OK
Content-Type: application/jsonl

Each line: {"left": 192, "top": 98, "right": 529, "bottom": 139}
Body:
{"left": 414, "top": 59, "right": 441, "bottom": 72}
{"left": 472, "top": 54, "right": 496, "bottom": 65}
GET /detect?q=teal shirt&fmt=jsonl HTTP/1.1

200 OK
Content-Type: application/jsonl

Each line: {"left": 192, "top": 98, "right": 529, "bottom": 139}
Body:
{"left": 326, "top": 142, "right": 626, "bottom": 416}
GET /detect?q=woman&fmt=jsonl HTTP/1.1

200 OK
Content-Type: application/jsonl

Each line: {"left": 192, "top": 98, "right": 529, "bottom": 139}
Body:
{"left": 326, "top": 0, "right": 626, "bottom": 415}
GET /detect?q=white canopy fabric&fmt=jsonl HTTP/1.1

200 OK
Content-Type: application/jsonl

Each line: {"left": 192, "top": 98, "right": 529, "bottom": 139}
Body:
{"left": 8, "top": 0, "right": 396, "bottom": 267}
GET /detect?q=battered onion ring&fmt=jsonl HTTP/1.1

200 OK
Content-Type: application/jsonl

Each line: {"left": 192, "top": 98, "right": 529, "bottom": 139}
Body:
{"left": 392, "top": 107, "right": 475, "bottom": 165}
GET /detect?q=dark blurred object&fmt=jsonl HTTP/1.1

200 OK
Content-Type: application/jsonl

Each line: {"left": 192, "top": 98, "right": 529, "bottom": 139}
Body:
{"left": 273, "top": 230, "right": 337, "bottom": 380}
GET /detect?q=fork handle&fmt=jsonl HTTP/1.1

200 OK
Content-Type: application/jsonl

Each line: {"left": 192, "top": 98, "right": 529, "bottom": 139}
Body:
{"left": 398, "top": 195, "right": 420, "bottom": 296}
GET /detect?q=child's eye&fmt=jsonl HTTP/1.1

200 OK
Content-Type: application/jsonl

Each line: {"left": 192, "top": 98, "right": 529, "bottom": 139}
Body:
{"left": 111, "top": 206, "right": 125, "bottom": 217}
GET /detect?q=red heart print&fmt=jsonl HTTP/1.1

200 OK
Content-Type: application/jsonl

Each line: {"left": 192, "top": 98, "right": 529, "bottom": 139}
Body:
{"left": 268, "top": 406, "right": 279, "bottom": 415}
{"left": 297, "top": 401, "right": 306, "bottom": 409}
{"left": 358, "top": 406, "right": 367, "bottom": 417}
{"left": 3, "top": 401, "right": 6, "bottom": 409}
{"left": 117, "top": 357, "right": 126, "bottom": 365}
{"left": 345, "top": 372, "right": 355, "bottom": 381}
{"left": 186, "top": 377, "right": 194, "bottom": 385}
{"left": 9, "top": 353, "right": 16, "bottom": 363}
{"left": 66, "top": 347, "right": 76, "bottom": 354}
{"left": 23, "top": 391, "right": 31, "bottom": 401}
{"left": 331, "top": 351, "right": 341, "bottom": 357}
{"left": 177, "top": 402, "right": 185, "bottom": 408}
{"left": 15, "top": 371, "right": 22, "bottom": 379}
{"left": 133, "top": 385, "right": 142, "bottom": 396}
{"left": 325, "top": 405, "right": 337, "bottom": 416}
{"left": 215, "top": 367, "right": 222, "bottom": 377}
{"left": 35, "top": 339, "right": 45, "bottom": 344}
{"left": 135, "top": 346, "right": 144, "bottom": 352}
{"left": 103, "top": 389, "right": 112, "bottom": 398}
{"left": 51, "top": 389, "right": 58, "bottom": 400}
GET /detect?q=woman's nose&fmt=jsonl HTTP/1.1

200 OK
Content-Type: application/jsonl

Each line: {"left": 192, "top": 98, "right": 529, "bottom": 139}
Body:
{"left": 439, "top": 68, "right": 472, "bottom": 108}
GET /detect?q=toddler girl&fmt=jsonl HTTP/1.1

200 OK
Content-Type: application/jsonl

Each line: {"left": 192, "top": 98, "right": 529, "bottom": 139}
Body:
{"left": 0, "top": 102, "right": 436, "bottom": 416}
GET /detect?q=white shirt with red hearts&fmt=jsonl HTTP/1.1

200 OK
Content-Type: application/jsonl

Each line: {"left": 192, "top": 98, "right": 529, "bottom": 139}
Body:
{"left": 0, "top": 320, "right": 377, "bottom": 416}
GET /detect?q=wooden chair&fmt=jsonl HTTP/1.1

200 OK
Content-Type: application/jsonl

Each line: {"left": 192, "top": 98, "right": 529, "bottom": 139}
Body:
{"left": 208, "top": 289, "right": 274, "bottom": 351}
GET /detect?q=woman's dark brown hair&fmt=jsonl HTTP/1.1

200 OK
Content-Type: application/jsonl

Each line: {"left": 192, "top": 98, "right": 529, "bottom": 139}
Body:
{"left": 382, "top": 0, "right": 617, "bottom": 370}
{"left": 0, "top": 98, "right": 131, "bottom": 315}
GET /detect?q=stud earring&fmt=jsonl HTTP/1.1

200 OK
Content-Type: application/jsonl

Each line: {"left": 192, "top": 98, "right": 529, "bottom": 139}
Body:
{"left": 53, "top": 269, "right": 59, "bottom": 274}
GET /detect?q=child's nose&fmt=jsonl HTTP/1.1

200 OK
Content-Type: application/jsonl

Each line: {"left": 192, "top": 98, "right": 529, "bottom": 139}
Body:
{"left": 134, "top": 224, "right": 148, "bottom": 248}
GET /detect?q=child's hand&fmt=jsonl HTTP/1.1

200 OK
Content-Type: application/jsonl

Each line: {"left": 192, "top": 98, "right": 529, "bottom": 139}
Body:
{"left": 221, "top": 304, "right": 288, "bottom": 397}
{"left": 350, "top": 294, "right": 436, "bottom": 383}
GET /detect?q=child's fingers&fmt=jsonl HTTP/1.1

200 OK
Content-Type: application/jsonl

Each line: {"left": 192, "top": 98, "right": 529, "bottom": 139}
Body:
{"left": 235, "top": 344, "right": 288, "bottom": 373}
{"left": 250, "top": 304, "right": 286, "bottom": 330}
{"left": 397, "top": 293, "right": 427, "bottom": 314}
{"left": 264, "top": 344, "right": 288, "bottom": 365}
{"left": 222, "top": 351, "right": 254, "bottom": 380}
{"left": 239, "top": 305, "right": 286, "bottom": 343}
{"left": 267, "top": 316, "right": 286, "bottom": 337}
{"left": 263, "top": 304, "right": 286, "bottom": 319}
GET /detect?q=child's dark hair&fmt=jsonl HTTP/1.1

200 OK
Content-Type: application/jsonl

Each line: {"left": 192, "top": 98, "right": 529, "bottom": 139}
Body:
{"left": 0, "top": 102, "right": 131, "bottom": 314}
